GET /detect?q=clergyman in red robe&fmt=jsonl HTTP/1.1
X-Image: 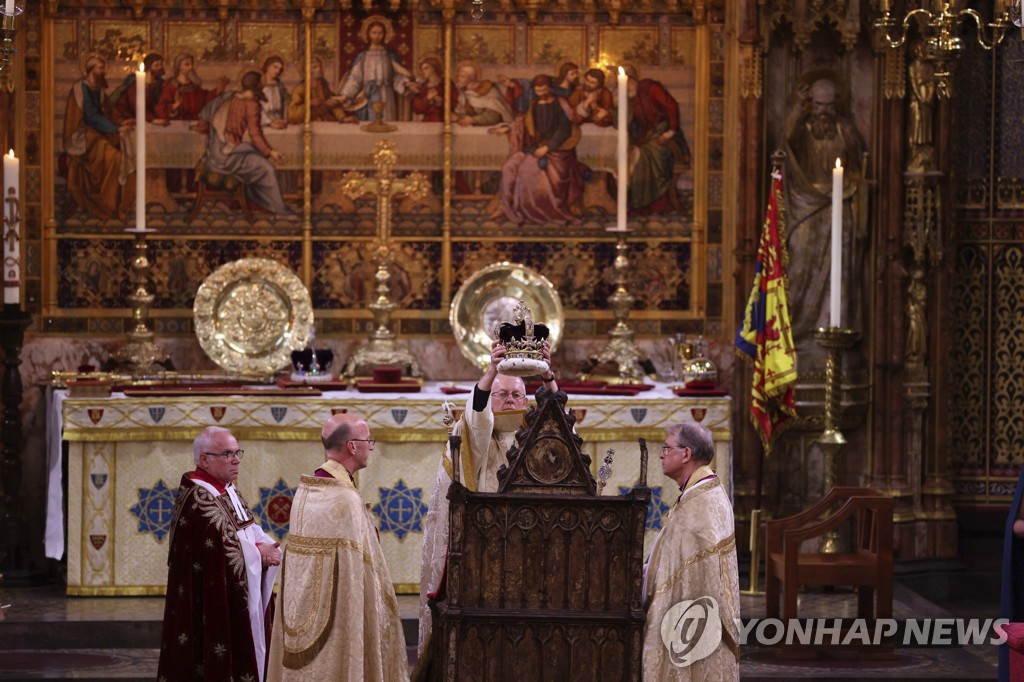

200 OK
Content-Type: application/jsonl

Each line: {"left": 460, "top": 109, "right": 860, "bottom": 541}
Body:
{"left": 157, "top": 427, "right": 282, "bottom": 682}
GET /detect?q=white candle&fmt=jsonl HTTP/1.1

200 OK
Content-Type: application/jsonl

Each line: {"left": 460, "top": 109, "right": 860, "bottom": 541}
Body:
{"left": 617, "top": 67, "right": 628, "bottom": 230}
{"left": 830, "top": 157, "right": 843, "bottom": 328}
{"left": 3, "top": 149, "right": 19, "bottom": 306}
{"left": 3, "top": 0, "right": 13, "bottom": 17}
{"left": 136, "top": 63, "right": 146, "bottom": 232}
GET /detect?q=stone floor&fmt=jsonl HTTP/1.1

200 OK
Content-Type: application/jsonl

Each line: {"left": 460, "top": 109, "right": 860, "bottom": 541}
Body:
{"left": 0, "top": 582, "right": 1000, "bottom": 680}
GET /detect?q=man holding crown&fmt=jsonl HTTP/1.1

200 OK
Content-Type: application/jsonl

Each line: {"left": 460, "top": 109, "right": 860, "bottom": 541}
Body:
{"left": 417, "top": 323, "right": 559, "bottom": 661}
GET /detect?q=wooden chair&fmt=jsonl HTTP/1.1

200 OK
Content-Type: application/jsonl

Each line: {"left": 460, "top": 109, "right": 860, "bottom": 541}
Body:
{"left": 765, "top": 487, "right": 893, "bottom": 622}
{"left": 186, "top": 159, "right": 253, "bottom": 225}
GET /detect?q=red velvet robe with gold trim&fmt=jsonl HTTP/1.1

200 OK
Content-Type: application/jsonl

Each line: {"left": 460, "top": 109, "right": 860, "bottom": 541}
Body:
{"left": 157, "top": 474, "right": 271, "bottom": 682}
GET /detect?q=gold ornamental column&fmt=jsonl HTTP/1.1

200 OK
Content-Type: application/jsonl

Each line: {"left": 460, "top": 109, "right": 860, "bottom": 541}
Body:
{"left": 298, "top": 0, "right": 324, "bottom": 289}
{"left": 440, "top": 0, "right": 456, "bottom": 307}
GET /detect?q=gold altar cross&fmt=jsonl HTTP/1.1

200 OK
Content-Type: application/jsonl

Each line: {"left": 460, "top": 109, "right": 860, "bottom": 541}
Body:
{"left": 339, "top": 140, "right": 427, "bottom": 379}
{"left": 339, "top": 140, "right": 429, "bottom": 244}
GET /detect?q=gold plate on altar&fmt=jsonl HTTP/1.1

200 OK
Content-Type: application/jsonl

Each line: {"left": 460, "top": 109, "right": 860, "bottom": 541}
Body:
{"left": 450, "top": 262, "right": 563, "bottom": 370}
{"left": 193, "top": 258, "right": 314, "bottom": 374}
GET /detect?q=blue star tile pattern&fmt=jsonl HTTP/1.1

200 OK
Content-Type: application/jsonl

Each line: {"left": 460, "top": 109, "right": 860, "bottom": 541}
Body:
{"left": 130, "top": 480, "right": 179, "bottom": 541}
{"left": 252, "top": 479, "right": 296, "bottom": 540}
{"left": 619, "top": 485, "right": 672, "bottom": 531}
{"left": 372, "top": 479, "right": 428, "bottom": 540}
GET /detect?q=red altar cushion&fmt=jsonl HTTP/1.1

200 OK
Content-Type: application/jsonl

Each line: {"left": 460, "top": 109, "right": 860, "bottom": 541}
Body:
{"left": 372, "top": 366, "right": 404, "bottom": 383}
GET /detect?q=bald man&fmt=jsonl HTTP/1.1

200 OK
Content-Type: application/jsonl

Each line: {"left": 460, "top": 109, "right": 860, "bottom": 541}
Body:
{"left": 417, "top": 340, "right": 559, "bottom": 657}
{"left": 266, "top": 414, "right": 407, "bottom": 681}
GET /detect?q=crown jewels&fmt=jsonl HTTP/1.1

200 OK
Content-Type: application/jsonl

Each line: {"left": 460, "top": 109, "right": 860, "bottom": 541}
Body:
{"left": 494, "top": 301, "right": 550, "bottom": 378}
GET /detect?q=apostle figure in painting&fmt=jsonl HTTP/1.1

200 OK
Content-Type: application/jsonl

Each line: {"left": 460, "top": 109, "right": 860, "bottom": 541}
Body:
{"left": 491, "top": 74, "right": 586, "bottom": 224}
{"left": 337, "top": 15, "right": 413, "bottom": 122}
{"left": 286, "top": 57, "right": 351, "bottom": 124}
{"left": 158, "top": 426, "right": 281, "bottom": 682}
{"left": 783, "top": 74, "right": 865, "bottom": 352}
{"left": 418, "top": 340, "right": 559, "bottom": 657}
{"left": 569, "top": 68, "right": 614, "bottom": 127}
{"left": 622, "top": 64, "right": 691, "bottom": 214}
{"left": 408, "top": 56, "right": 450, "bottom": 122}
{"left": 553, "top": 60, "right": 581, "bottom": 99}
{"left": 154, "top": 53, "right": 229, "bottom": 121}
{"left": 642, "top": 422, "right": 740, "bottom": 681}
{"left": 62, "top": 54, "right": 135, "bottom": 220}
{"left": 196, "top": 70, "right": 293, "bottom": 217}
{"left": 260, "top": 55, "right": 290, "bottom": 130}
{"left": 266, "top": 414, "right": 407, "bottom": 682}
{"left": 454, "top": 62, "right": 515, "bottom": 127}
{"left": 112, "top": 52, "right": 169, "bottom": 126}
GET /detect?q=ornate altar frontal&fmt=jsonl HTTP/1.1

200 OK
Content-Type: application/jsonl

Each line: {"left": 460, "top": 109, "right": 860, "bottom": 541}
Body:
{"left": 48, "top": 382, "right": 732, "bottom": 596}
{"left": 426, "top": 389, "right": 648, "bottom": 680}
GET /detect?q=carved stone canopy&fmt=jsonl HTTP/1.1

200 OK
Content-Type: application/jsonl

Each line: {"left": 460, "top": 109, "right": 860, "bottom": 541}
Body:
{"left": 497, "top": 388, "right": 596, "bottom": 496}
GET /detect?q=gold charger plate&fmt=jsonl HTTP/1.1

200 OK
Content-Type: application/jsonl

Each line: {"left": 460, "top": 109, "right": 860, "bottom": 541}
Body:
{"left": 193, "top": 258, "right": 314, "bottom": 374}
{"left": 450, "top": 262, "right": 564, "bottom": 370}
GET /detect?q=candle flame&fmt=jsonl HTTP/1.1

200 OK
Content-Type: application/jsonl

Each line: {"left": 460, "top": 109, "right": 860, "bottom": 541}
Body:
{"left": 835, "top": 157, "right": 842, "bottom": 169}
{"left": 138, "top": 62, "right": 145, "bottom": 74}
{"left": 6, "top": 149, "right": 12, "bottom": 159}
{"left": 618, "top": 66, "right": 626, "bottom": 77}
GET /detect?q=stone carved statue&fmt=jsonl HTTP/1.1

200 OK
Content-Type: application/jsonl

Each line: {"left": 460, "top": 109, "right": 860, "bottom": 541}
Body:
{"left": 783, "top": 72, "right": 867, "bottom": 358}
{"left": 905, "top": 268, "right": 927, "bottom": 367}
{"left": 908, "top": 43, "right": 937, "bottom": 172}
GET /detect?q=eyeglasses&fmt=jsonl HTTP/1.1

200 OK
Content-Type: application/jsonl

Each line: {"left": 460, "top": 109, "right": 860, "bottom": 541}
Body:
{"left": 493, "top": 391, "right": 526, "bottom": 401}
{"left": 661, "top": 444, "right": 686, "bottom": 453}
{"left": 349, "top": 438, "right": 375, "bottom": 446}
{"left": 204, "top": 450, "right": 245, "bottom": 460}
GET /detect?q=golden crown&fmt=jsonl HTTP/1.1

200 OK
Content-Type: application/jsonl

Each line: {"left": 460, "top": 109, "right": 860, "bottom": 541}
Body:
{"left": 494, "top": 301, "right": 550, "bottom": 377}
{"left": 494, "top": 301, "right": 548, "bottom": 355}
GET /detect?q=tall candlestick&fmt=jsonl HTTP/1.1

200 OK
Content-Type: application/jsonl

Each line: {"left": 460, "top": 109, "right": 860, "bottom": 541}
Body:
{"left": 3, "top": 149, "right": 19, "bottom": 307}
{"left": 135, "top": 63, "right": 146, "bottom": 231}
{"left": 617, "top": 66, "right": 628, "bottom": 230}
{"left": 830, "top": 158, "right": 843, "bottom": 328}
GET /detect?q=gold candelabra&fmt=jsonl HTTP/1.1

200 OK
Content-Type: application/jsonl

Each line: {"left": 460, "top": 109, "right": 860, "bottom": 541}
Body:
{"left": 340, "top": 140, "right": 428, "bottom": 378}
{"left": 111, "top": 229, "right": 169, "bottom": 371}
{"left": 0, "top": 3, "right": 22, "bottom": 92}
{"left": 813, "top": 326, "right": 859, "bottom": 554}
{"left": 584, "top": 228, "right": 650, "bottom": 381}
{"left": 873, "top": 1, "right": 1010, "bottom": 98}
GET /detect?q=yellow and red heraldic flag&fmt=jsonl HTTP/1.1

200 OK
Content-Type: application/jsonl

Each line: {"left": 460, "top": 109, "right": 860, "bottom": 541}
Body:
{"left": 735, "top": 168, "right": 798, "bottom": 453}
